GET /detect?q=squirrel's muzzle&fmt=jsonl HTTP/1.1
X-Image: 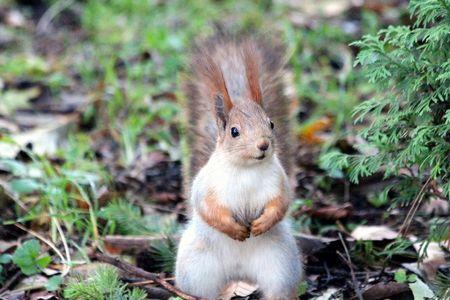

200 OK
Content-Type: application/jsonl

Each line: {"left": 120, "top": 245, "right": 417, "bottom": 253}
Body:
{"left": 257, "top": 138, "right": 270, "bottom": 152}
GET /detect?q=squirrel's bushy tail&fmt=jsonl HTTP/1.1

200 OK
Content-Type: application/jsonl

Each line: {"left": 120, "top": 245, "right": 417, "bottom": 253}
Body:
{"left": 182, "top": 33, "right": 293, "bottom": 195}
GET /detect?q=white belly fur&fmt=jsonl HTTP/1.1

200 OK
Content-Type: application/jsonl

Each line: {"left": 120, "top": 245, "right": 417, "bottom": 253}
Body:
{"left": 175, "top": 154, "right": 302, "bottom": 299}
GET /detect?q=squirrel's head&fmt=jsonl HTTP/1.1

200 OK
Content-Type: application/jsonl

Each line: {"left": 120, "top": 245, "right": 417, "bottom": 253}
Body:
{"left": 214, "top": 94, "right": 275, "bottom": 166}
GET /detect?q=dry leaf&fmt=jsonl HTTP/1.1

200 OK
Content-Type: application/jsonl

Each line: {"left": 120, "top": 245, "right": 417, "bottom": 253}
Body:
{"left": 410, "top": 239, "right": 447, "bottom": 279}
{"left": 219, "top": 281, "right": 258, "bottom": 300}
{"left": 277, "top": 0, "right": 358, "bottom": 17}
{"left": 299, "top": 116, "right": 333, "bottom": 145}
{"left": 302, "top": 203, "right": 353, "bottom": 220}
{"left": 351, "top": 225, "right": 398, "bottom": 241}
{"left": 0, "top": 114, "right": 78, "bottom": 158}
{"left": 362, "top": 282, "right": 411, "bottom": 300}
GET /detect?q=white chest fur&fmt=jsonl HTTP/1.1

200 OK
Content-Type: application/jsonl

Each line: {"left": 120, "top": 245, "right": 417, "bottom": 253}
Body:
{"left": 193, "top": 153, "right": 286, "bottom": 223}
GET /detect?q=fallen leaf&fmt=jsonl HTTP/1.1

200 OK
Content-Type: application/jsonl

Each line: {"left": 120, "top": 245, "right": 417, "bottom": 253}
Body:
{"left": 0, "top": 113, "right": 78, "bottom": 158}
{"left": 0, "top": 240, "right": 17, "bottom": 252}
{"left": 278, "top": 0, "right": 358, "bottom": 18}
{"left": 409, "top": 277, "right": 435, "bottom": 300}
{"left": 219, "top": 281, "right": 259, "bottom": 300}
{"left": 351, "top": 225, "right": 398, "bottom": 241}
{"left": 30, "top": 291, "right": 56, "bottom": 300}
{"left": 362, "top": 281, "right": 411, "bottom": 300}
{"left": 302, "top": 203, "right": 353, "bottom": 220}
{"left": 14, "top": 274, "right": 48, "bottom": 290}
{"left": 410, "top": 239, "right": 447, "bottom": 279}
{"left": 422, "top": 198, "right": 449, "bottom": 215}
{"left": 315, "top": 287, "right": 339, "bottom": 300}
{"left": 0, "top": 290, "right": 26, "bottom": 300}
{"left": 299, "top": 116, "right": 333, "bottom": 145}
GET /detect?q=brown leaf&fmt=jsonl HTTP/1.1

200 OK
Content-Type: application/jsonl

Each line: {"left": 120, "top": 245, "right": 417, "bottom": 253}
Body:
{"left": 302, "top": 203, "right": 353, "bottom": 220}
{"left": 362, "top": 281, "right": 411, "bottom": 300}
{"left": 30, "top": 291, "right": 56, "bottom": 300}
{"left": 152, "top": 192, "right": 178, "bottom": 203}
{"left": 219, "top": 281, "right": 258, "bottom": 300}
{"left": 0, "top": 290, "right": 26, "bottom": 300}
{"left": 299, "top": 116, "right": 333, "bottom": 145}
{"left": 104, "top": 241, "right": 123, "bottom": 255}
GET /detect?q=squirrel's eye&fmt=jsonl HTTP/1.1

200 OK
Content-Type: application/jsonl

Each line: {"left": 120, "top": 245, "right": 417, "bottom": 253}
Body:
{"left": 231, "top": 127, "right": 240, "bottom": 138}
{"left": 270, "top": 121, "right": 274, "bottom": 130}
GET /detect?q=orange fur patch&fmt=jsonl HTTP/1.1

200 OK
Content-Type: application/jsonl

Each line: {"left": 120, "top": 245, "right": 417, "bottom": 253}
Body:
{"left": 251, "top": 195, "right": 288, "bottom": 236}
{"left": 199, "top": 190, "right": 250, "bottom": 241}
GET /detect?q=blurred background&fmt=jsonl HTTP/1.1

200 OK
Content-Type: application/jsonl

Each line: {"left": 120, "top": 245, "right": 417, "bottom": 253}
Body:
{"left": 0, "top": 0, "right": 449, "bottom": 299}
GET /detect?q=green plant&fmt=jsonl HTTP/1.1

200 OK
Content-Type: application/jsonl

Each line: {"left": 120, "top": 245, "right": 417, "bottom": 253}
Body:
{"left": 284, "top": 21, "right": 374, "bottom": 140}
{"left": 99, "top": 200, "right": 179, "bottom": 235}
{"left": 0, "top": 254, "right": 12, "bottom": 284}
{"left": 64, "top": 266, "right": 147, "bottom": 300}
{"left": 46, "top": 275, "right": 63, "bottom": 292}
{"left": 148, "top": 238, "right": 177, "bottom": 273}
{"left": 321, "top": 0, "right": 450, "bottom": 207}
{"left": 1, "top": 145, "right": 104, "bottom": 248}
{"left": 351, "top": 238, "right": 416, "bottom": 268}
{"left": 99, "top": 200, "right": 150, "bottom": 235}
{"left": 434, "top": 271, "right": 450, "bottom": 299}
{"left": 394, "top": 268, "right": 417, "bottom": 284}
{"left": 12, "top": 239, "right": 51, "bottom": 276}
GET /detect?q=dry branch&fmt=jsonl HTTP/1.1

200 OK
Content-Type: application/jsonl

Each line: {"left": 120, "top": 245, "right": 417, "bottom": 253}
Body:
{"left": 92, "top": 252, "right": 204, "bottom": 300}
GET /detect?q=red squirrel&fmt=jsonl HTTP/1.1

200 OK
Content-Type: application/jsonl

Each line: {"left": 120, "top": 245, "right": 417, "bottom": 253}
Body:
{"left": 175, "top": 34, "right": 302, "bottom": 300}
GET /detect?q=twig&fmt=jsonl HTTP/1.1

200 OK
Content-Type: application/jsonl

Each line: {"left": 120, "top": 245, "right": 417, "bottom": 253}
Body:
{"left": 338, "top": 233, "right": 363, "bottom": 300}
{"left": 0, "top": 270, "right": 21, "bottom": 294}
{"left": 50, "top": 207, "right": 71, "bottom": 276}
{"left": 36, "top": 0, "right": 74, "bottom": 34}
{"left": 103, "top": 235, "right": 174, "bottom": 250}
{"left": 400, "top": 176, "right": 432, "bottom": 236}
{"left": 93, "top": 252, "right": 204, "bottom": 300}
{"left": 140, "top": 286, "right": 173, "bottom": 300}
{"left": 128, "top": 277, "right": 175, "bottom": 286}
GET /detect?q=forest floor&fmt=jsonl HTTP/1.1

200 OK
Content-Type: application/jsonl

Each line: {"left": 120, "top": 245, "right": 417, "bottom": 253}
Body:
{"left": 0, "top": 0, "right": 449, "bottom": 299}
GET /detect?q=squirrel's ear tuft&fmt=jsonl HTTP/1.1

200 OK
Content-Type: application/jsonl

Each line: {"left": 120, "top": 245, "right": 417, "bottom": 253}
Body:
{"left": 243, "top": 42, "right": 262, "bottom": 106}
{"left": 214, "top": 93, "right": 229, "bottom": 131}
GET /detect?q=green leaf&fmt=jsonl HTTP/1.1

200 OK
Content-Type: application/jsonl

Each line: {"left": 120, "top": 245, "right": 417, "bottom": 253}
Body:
{"left": 9, "top": 178, "right": 43, "bottom": 195}
{"left": 409, "top": 277, "right": 435, "bottom": 300}
{"left": 12, "top": 239, "right": 51, "bottom": 275}
{"left": 394, "top": 268, "right": 407, "bottom": 283}
{"left": 45, "top": 275, "right": 63, "bottom": 291}
{"left": 37, "top": 255, "right": 52, "bottom": 269}
{"left": 297, "top": 281, "right": 308, "bottom": 296}
{"left": 0, "top": 254, "right": 12, "bottom": 264}
{"left": 0, "top": 88, "right": 40, "bottom": 115}
{"left": 0, "top": 159, "right": 27, "bottom": 176}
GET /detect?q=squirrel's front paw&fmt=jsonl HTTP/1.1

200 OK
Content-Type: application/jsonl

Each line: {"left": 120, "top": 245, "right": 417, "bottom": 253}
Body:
{"left": 227, "top": 222, "right": 250, "bottom": 241}
{"left": 251, "top": 214, "right": 274, "bottom": 236}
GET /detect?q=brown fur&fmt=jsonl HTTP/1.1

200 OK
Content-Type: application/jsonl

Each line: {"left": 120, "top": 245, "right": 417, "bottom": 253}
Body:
{"left": 251, "top": 195, "right": 289, "bottom": 236}
{"left": 198, "top": 190, "right": 250, "bottom": 241}
{"left": 183, "top": 33, "right": 294, "bottom": 197}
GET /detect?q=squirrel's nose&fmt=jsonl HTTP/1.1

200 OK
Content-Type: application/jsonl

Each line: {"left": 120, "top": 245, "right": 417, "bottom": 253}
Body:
{"left": 257, "top": 139, "right": 270, "bottom": 151}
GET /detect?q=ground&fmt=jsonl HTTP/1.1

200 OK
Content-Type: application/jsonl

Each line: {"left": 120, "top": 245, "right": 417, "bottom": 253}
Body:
{"left": 0, "top": 0, "right": 449, "bottom": 299}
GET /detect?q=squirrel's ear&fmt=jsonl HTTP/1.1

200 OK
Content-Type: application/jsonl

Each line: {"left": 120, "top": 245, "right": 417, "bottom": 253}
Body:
{"left": 214, "top": 93, "right": 229, "bottom": 131}
{"left": 243, "top": 42, "right": 262, "bottom": 106}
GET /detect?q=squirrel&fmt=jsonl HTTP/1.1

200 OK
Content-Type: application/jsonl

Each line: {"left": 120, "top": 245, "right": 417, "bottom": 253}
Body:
{"left": 175, "top": 33, "right": 302, "bottom": 300}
